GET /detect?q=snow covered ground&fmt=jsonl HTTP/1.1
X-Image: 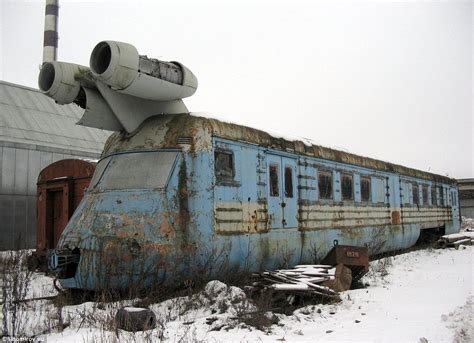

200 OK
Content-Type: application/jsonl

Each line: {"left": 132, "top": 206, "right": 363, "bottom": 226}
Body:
{"left": 1, "top": 231, "right": 473, "bottom": 342}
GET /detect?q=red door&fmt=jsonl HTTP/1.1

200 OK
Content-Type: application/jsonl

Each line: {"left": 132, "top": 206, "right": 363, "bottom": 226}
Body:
{"left": 46, "top": 189, "right": 65, "bottom": 249}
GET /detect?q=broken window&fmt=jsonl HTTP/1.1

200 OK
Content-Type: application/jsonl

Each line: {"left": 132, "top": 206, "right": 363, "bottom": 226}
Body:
{"left": 422, "top": 185, "right": 429, "bottom": 206}
{"left": 269, "top": 164, "right": 279, "bottom": 197}
{"left": 360, "top": 176, "right": 371, "bottom": 202}
{"left": 215, "top": 150, "right": 234, "bottom": 181}
{"left": 318, "top": 170, "right": 333, "bottom": 200}
{"left": 412, "top": 184, "right": 419, "bottom": 205}
{"left": 341, "top": 173, "right": 353, "bottom": 201}
{"left": 284, "top": 166, "right": 293, "bottom": 198}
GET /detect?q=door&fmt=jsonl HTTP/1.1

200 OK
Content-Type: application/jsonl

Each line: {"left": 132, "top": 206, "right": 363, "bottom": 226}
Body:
{"left": 267, "top": 155, "right": 297, "bottom": 229}
{"left": 46, "top": 190, "right": 64, "bottom": 249}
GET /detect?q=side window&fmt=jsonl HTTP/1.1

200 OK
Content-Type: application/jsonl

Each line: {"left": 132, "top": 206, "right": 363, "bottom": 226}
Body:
{"left": 360, "top": 176, "right": 371, "bottom": 202}
{"left": 412, "top": 184, "right": 419, "bottom": 205}
{"left": 439, "top": 186, "right": 444, "bottom": 206}
{"left": 284, "top": 166, "right": 293, "bottom": 198}
{"left": 341, "top": 173, "right": 353, "bottom": 200}
{"left": 431, "top": 186, "right": 437, "bottom": 206}
{"left": 318, "top": 170, "right": 333, "bottom": 200}
{"left": 269, "top": 164, "right": 279, "bottom": 197}
{"left": 215, "top": 150, "right": 234, "bottom": 181}
{"left": 422, "top": 185, "right": 429, "bottom": 206}
{"left": 374, "top": 177, "right": 386, "bottom": 203}
{"left": 402, "top": 182, "right": 411, "bottom": 204}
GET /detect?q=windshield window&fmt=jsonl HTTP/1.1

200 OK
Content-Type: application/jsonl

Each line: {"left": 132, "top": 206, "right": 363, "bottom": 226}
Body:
{"left": 92, "top": 151, "right": 178, "bottom": 190}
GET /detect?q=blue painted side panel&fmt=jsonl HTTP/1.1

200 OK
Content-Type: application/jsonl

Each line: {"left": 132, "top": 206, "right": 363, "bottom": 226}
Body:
{"left": 52, "top": 136, "right": 460, "bottom": 290}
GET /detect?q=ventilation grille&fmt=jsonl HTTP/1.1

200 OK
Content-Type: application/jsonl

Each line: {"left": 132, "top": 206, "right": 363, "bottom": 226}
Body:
{"left": 177, "top": 136, "right": 192, "bottom": 145}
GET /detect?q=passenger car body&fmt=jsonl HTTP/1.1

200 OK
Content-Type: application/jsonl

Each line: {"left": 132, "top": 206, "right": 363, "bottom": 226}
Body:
{"left": 50, "top": 113, "right": 460, "bottom": 290}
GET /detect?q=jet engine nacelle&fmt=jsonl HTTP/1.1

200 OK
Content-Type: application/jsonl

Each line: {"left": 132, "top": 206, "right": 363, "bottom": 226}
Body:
{"left": 90, "top": 41, "right": 198, "bottom": 101}
{"left": 38, "top": 61, "right": 89, "bottom": 104}
{"left": 38, "top": 40, "right": 198, "bottom": 133}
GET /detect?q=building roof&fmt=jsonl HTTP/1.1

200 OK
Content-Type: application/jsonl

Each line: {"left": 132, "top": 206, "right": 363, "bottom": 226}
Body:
{"left": 104, "top": 113, "right": 456, "bottom": 185}
{"left": 458, "top": 179, "right": 474, "bottom": 193}
{"left": 0, "top": 80, "right": 110, "bottom": 155}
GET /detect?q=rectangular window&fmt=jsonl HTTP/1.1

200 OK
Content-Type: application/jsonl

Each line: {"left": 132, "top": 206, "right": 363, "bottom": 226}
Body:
{"left": 341, "top": 173, "right": 353, "bottom": 200}
{"left": 318, "top": 170, "right": 333, "bottom": 200}
{"left": 98, "top": 151, "right": 177, "bottom": 190}
{"left": 402, "top": 182, "right": 411, "bottom": 204}
{"left": 360, "top": 176, "right": 371, "bottom": 202}
{"left": 215, "top": 150, "right": 234, "bottom": 181}
{"left": 374, "top": 177, "right": 386, "bottom": 203}
{"left": 431, "top": 186, "right": 437, "bottom": 206}
{"left": 284, "top": 166, "right": 293, "bottom": 198}
{"left": 412, "top": 184, "right": 419, "bottom": 205}
{"left": 422, "top": 185, "right": 429, "bottom": 206}
{"left": 269, "top": 164, "right": 279, "bottom": 197}
{"left": 439, "top": 186, "right": 444, "bottom": 206}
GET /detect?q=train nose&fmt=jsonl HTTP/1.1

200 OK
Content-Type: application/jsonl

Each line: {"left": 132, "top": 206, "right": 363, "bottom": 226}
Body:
{"left": 48, "top": 247, "right": 81, "bottom": 279}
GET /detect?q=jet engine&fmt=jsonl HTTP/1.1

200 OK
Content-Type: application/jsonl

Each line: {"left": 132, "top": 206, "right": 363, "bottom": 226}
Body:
{"left": 90, "top": 41, "right": 197, "bottom": 101}
{"left": 38, "top": 41, "right": 198, "bottom": 133}
{"left": 38, "top": 61, "right": 88, "bottom": 105}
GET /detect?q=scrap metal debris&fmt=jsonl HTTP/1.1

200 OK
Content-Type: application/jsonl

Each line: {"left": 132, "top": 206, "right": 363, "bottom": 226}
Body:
{"left": 434, "top": 232, "right": 474, "bottom": 249}
{"left": 249, "top": 264, "right": 344, "bottom": 299}
{"left": 248, "top": 245, "right": 369, "bottom": 303}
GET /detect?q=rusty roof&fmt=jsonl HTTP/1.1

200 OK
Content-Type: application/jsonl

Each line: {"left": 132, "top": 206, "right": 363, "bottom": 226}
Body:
{"left": 104, "top": 113, "right": 456, "bottom": 185}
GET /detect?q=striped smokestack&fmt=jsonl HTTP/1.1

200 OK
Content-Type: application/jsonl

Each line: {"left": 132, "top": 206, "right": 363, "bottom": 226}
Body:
{"left": 42, "top": 0, "right": 59, "bottom": 63}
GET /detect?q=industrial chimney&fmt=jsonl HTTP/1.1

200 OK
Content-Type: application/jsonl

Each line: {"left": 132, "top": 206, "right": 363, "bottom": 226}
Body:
{"left": 42, "top": 0, "right": 59, "bottom": 63}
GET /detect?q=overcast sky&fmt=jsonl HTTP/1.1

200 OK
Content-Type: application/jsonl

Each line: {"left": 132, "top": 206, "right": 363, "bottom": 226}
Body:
{"left": 0, "top": 0, "right": 472, "bottom": 178}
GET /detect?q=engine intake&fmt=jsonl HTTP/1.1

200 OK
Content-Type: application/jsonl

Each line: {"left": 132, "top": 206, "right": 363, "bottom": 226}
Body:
{"left": 38, "top": 61, "right": 89, "bottom": 104}
{"left": 38, "top": 40, "right": 197, "bottom": 133}
{"left": 90, "top": 41, "right": 198, "bottom": 101}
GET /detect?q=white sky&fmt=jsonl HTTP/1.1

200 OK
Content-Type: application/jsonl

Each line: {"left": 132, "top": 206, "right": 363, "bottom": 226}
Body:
{"left": 0, "top": 0, "right": 472, "bottom": 178}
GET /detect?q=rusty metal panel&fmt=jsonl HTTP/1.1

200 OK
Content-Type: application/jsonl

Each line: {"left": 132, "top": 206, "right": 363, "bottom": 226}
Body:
{"left": 299, "top": 203, "right": 391, "bottom": 230}
{"left": 322, "top": 244, "right": 369, "bottom": 280}
{"left": 36, "top": 159, "right": 96, "bottom": 259}
{"left": 43, "top": 112, "right": 461, "bottom": 291}
{"left": 37, "top": 159, "right": 96, "bottom": 183}
{"left": 101, "top": 113, "right": 456, "bottom": 185}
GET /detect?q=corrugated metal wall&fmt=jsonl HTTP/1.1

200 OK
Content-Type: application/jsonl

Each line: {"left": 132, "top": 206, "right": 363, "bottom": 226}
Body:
{"left": 0, "top": 144, "right": 100, "bottom": 250}
{"left": 0, "top": 81, "right": 110, "bottom": 251}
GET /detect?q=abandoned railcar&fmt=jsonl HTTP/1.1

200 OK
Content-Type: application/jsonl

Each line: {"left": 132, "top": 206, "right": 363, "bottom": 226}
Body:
{"left": 49, "top": 113, "right": 460, "bottom": 290}
{"left": 38, "top": 40, "right": 459, "bottom": 290}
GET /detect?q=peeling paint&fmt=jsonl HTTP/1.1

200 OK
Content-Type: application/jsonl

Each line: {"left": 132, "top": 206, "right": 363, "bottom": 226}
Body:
{"left": 49, "top": 113, "right": 460, "bottom": 291}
